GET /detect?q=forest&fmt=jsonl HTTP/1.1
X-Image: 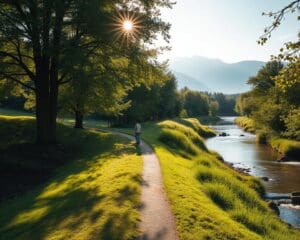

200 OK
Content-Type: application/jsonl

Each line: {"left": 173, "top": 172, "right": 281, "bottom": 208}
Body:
{"left": 1, "top": 77, "right": 237, "bottom": 128}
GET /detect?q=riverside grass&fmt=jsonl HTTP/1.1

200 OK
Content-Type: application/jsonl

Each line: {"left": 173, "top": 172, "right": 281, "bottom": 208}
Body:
{"left": 270, "top": 138, "right": 300, "bottom": 157}
{"left": 102, "top": 119, "right": 299, "bottom": 240}
{"left": 234, "top": 117, "right": 256, "bottom": 133}
{"left": 235, "top": 116, "right": 300, "bottom": 157}
{"left": 0, "top": 115, "right": 142, "bottom": 240}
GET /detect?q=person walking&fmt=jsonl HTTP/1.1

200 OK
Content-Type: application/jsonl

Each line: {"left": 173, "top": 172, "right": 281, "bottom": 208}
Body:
{"left": 134, "top": 121, "right": 142, "bottom": 145}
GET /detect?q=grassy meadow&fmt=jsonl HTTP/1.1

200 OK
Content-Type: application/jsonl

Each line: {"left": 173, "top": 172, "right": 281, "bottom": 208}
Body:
{"left": 0, "top": 113, "right": 142, "bottom": 240}
{"left": 1, "top": 109, "right": 299, "bottom": 240}
{"left": 100, "top": 118, "right": 300, "bottom": 240}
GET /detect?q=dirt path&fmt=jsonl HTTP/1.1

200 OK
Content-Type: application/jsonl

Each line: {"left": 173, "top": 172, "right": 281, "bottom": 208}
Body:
{"left": 98, "top": 129, "right": 178, "bottom": 240}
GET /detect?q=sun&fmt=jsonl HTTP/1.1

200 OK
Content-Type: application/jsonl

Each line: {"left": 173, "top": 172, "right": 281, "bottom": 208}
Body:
{"left": 111, "top": 11, "right": 142, "bottom": 45}
{"left": 123, "top": 20, "right": 133, "bottom": 32}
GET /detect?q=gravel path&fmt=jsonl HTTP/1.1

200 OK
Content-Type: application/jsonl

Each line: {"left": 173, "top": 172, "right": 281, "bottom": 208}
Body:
{"left": 98, "top": 129, "right": 178, "bottom": 240}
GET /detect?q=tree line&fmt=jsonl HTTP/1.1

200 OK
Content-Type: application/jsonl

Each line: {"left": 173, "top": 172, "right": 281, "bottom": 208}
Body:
{"left": 235, "top": 60, "right": 300, "bottom": 140}
{"left": 1, "top": 68, "right": 238, "bottom": 128}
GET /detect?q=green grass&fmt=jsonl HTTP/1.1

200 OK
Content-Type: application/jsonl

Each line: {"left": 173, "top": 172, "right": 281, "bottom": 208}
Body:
{"left": 158, "top": 120, "right": 208, "bottom": 156}
{"left": 0, "top": 115, "right": 142, "bottom": 240}
{"left": 2, "top": 110, "right": 298, "bottom": 239}
{"left": 235, "top": 117, "right": 256, "bottom": 133}
{"left": 93, "top": 118, "right": 299, "bottom": 240}
{"left": 0, "top": 107, "right": 33, "bottom": 117}
{"left": 174, "top": 118, "right": 216, "bottom": 138}
{"left": 270, "top": 138, "right": 300, "bottom": 157}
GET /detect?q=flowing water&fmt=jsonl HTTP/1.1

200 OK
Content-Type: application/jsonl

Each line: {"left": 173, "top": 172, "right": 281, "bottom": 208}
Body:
{"left": 206, "top": 117, "right": 300, "bottom": 228}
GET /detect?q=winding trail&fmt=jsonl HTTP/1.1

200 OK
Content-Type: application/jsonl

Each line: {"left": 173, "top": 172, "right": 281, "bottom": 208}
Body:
{"left": 98, "top": 129, "right": 178, "bottom": 240}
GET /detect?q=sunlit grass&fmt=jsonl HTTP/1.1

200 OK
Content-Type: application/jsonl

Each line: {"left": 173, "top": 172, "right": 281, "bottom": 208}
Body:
{"left": 270, "top": 138, "right": 300, "bottom": 157}
{"left": 107, "top": 118, "right": 300, "bottom": 240}
{"left": 174, "top": 118, "right": 216, "bottom": 138}
{"left": 0, "top": 115, "right": 142, "bottom": 240}
{"left": 235, "top": 116, "right": 256, "bottom": 133}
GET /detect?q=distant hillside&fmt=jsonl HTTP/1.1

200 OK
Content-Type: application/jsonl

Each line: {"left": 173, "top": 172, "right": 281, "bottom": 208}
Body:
{"left": 173, "top": 71, "right": 210, "bottom": 92}
{"left": 170, "top": 56, "right": 265, "bottom": 94}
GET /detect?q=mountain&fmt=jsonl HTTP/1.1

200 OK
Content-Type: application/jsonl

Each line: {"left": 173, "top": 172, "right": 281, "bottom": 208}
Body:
{"left": 170, "top": 56, "right": 265, "bottom": 94}
{"left": 173, "top": 71, "right": 210, "bottom": 92}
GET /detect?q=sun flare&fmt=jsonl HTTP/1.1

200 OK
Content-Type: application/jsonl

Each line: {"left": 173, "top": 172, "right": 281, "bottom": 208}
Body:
{"left": 123, "top": 20, "right": 133, "bottom": 31}
{"left": 111, "top": 11, "right": 142, "bottom": 44}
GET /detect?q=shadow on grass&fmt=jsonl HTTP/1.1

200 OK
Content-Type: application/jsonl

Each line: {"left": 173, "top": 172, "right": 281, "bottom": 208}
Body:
{"left": 0, "top": 119, "right": 141, "bottom": 240}
{"left": 1, "top": 188, "right": 104, "bottom": 239}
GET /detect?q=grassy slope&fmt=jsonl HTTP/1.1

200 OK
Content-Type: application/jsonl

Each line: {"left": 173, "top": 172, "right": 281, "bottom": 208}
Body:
{"left": 235, "top": 116, "right": 300, "bottom": 157}
{"left": 0, "top": 115, "right": 142, "bottom": 240}
{"left": 108, "top": 119, "right": 299, "bottom": 240}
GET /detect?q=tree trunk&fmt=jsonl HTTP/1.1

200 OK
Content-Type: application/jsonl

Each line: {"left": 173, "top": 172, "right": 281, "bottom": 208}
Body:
{"left": 74, "top": 110, "right": 84, "bottom": 129}
{"left": 35, "top": 62, "right": 57, "bottom": 145}
{"left": 35, "top": 82, "right": 56, "bottom": 145}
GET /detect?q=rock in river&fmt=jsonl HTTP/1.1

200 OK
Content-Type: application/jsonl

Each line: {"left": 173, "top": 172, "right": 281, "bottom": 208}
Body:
{"left": 260, "top": 176, "right": 269, "bottom": 182}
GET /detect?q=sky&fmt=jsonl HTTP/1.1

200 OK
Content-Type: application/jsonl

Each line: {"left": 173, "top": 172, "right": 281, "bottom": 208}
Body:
{"left": 158, "top": 0, "right": 299, "bottom": 63}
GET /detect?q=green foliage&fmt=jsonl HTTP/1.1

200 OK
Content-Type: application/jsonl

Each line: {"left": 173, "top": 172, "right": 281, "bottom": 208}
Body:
{"left": 247, "top": 61, "right": 283, "bottom": 94}
{"left": 235, "top": 60, "right": 300, "bottom": 142}
{"left": 235, "top": 92, "right": 258, "bottom": 117}
{"left": 0, "top": 0, "right": 174, "bottom": 143}
{"left": 212, "top": 93, "right": 238, "bottom": 116}
{"left": 274, "top": 59, "right": 300, "bottom": 105}
{"left": 119, "top": 71, "right": 179, "bottom": 123}
{"left": 282, "top": 108, "right": 300, "bottom": 140}
{"left": 179, "top": 88, "right": 211, "bottom": 117}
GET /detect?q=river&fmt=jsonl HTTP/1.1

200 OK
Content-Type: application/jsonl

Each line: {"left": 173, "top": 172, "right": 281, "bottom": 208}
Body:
{"left": 206, "top": 116, "right": 300, "bottom": 228}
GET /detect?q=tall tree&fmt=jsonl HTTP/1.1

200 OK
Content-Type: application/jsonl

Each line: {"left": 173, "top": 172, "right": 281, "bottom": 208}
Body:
{"left": 0, "top": 0, "right": 173, "bottom": 144}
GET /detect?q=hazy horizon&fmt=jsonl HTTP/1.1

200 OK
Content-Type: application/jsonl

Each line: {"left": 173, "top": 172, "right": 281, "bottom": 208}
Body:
{"left": 169, "top": 55, "right": 266, "bottom": 64}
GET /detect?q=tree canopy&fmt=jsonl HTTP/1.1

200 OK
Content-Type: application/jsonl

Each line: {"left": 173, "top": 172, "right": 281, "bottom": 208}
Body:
{"left": 0, "top": 0, "right": 173, "bottom": 144}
